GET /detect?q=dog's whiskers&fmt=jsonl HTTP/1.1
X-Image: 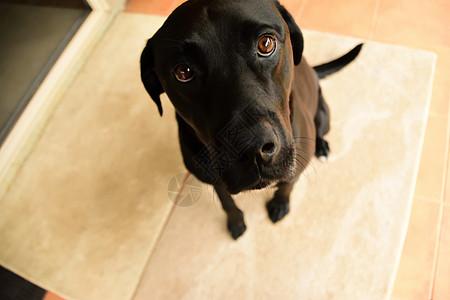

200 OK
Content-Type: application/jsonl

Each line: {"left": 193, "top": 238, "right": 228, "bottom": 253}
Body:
{"left": 293, "top": 136, "right": 315, "bottom": 146}
{"left": 293, "top": 146, "right": 319, "bottom": 182}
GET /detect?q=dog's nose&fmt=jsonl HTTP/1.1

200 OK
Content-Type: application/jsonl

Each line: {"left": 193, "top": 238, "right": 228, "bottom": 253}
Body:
{"left": 259, "top": 141, "right": 279, "bottom": 164}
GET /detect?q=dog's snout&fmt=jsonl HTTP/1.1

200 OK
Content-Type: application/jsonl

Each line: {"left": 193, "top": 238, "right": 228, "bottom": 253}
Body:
{"left": 259, "top": 141, "right": 279, "bottom": 164}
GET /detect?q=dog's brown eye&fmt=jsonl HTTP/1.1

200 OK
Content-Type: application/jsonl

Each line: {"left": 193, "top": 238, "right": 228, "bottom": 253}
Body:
{"left": 174, "top": 63, "right": 194, "bottom": 82}
{"left": 257, "top": 35, "right": 276, "bottom": 56}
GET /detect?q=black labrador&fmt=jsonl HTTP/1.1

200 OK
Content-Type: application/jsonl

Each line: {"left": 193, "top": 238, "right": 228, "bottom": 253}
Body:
{"left": 140, "top": 0, "right": 362, "bottom": 239}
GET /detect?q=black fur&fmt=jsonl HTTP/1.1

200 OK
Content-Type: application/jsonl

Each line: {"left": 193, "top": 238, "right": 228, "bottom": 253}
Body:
{"left": 140, "top": 0, "right": 362, "bottom": 239}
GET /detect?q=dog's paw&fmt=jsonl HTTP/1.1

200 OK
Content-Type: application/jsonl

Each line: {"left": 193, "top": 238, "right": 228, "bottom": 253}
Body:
{"left": 315, "top": 137, "right": 330, "bottom": 159}
{"left": 266, "top": 199, "right": 290, "bottom": 223}
{"left": 227, "top": 219, "right": 247, "bottom": 240}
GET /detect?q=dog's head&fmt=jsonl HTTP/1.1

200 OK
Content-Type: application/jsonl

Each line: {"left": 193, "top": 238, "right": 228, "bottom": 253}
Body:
{"left": 140, "top": 0, "right": 304, "bottom": 194}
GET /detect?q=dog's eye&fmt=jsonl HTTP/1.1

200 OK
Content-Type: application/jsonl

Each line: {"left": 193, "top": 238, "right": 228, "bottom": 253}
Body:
{"left": 174, "top": 63, "right": 195, "bottom": 82}
{"left": 257, "top": 35, "right": 276, "bottom": 57}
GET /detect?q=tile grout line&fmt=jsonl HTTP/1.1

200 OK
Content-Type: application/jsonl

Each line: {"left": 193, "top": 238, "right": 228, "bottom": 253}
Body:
{"left": 429, "top": 201, "right": 445, "bottom": 300}
{"left": 129, "top": 171, "right": 191, "bottom": 300}
{"left": 173, "top": 172, "right": 192, "bottom": 207}
{"left": 296, "top": 0, "right": 308, "bottom": 21}
{"left": 416, "top": 194, "right": 450, "bottom": 207}
{"left": 369, "top": 0, "right": 381, "bottom": 40}
{"left": 428, "top": 94, "right": 450, "bottom": 299}
{"left": 428, "top": 111, "right": 450, "bottom": 118}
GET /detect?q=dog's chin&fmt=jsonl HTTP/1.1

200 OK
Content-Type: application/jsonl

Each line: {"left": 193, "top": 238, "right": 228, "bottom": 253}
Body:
{"left": 226, "top": 178, "right": 274, "bottom": 195}
{"left": 223, "top": 160, "right": 296, "bottom": 195}
{"left": 246, "top": 179, "right": 278, "bottom": 191}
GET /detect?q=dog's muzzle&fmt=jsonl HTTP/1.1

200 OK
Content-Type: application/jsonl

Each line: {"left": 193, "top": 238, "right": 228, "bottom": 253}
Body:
{"left": 210, "top": 119, "right": 295, "bottom": 194}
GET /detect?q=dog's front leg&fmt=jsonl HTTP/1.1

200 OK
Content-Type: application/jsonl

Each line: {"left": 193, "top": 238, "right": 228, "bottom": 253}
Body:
{"left": 214, "top": 184, "right": 246, "bottom": 239}
{"left": 267, "top": 182, "right": 294, "bottom": 223}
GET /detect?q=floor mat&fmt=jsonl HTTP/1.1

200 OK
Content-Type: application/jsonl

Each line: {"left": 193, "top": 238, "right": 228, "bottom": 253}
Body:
{"left": 0, "top": 13, "right": 436, "bottom": 300}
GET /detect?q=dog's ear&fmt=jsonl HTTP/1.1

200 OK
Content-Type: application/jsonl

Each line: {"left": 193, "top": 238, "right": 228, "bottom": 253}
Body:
{"left": 275, "top": 1, "right": 304, "bottom": 65}
{"left": 140, "top": 39, "right": 164, "bottom": 116}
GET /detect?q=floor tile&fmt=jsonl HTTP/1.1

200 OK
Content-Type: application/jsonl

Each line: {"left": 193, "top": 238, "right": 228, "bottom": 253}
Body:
{"left": 43, "top": 292, "right": 65, "bottom": 300}
{"left": 279, "top": 0, "right": 307, "bottom": 17}
{"left": 127, "top": 0, "right": 305, "bottom": 17}
{"left": 298, "top": 0, "right": 378, "bottom": 39}
{"left": 428, "top": 47, "right": 450, "bottom": 116}
{"left": 373, "top": 0, "right": 450, "bottom": 48}
{"left": 126, "top": 0, "right": 179, "bottom": 15}
{"left": 430, "top": 59, "right": 450, "bottom": 116}
{"left": 433, "top": 205, "right": 450, "bottom": 298}
{"left": 445, "top": 149, "right": 450, "bottom": 205}
{"left": 391, "top": 198, "right": 441, "bottom": 299}
{"left": 414, "top": 114, "right": 449, "bottom": 200}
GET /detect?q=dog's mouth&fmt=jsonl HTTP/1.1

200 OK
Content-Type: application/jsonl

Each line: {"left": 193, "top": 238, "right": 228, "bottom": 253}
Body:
{"left": 219, "top": 142, "right": 296, "bottom": 195}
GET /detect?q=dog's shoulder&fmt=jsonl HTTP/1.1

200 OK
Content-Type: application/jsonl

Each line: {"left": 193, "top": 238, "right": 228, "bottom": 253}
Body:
{"left": 176, "top": 114, "right": 218, "bottom": 185}
{"left": 291, "top": 57, "right": 319, "bottom": 113}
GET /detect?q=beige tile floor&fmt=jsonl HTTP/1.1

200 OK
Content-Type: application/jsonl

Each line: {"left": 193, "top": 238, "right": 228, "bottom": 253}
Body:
{"left": 42, "top": 0, "right": 449, "bottom": 298}
{"left": 124, "top": 0, "right": 450, "bottom": 299}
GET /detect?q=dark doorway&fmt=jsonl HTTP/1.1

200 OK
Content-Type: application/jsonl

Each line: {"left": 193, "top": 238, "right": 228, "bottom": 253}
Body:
{"left": 0, "top": 0, "right": 91, "bottom": 145}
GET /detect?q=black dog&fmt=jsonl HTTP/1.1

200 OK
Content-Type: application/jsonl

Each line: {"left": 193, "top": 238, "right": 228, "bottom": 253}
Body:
{"left": 140, "top": 0, "right": 362, "bottom": 239}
